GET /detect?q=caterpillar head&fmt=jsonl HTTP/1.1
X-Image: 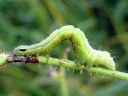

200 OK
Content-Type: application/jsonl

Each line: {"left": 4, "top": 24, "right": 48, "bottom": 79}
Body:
{"left": 0, "top": 52, "right": 8, "bottom": 65}
{"left": 14, "top": 45, "right": 30, "bottom": 55}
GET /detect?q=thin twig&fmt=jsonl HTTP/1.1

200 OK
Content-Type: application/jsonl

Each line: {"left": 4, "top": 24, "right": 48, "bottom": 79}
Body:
{"left": 2, "top": 55, "right": 128, "bottom": 80}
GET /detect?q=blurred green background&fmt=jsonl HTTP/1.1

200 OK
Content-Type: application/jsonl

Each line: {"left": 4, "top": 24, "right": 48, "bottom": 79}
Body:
{"left": 0, "top": 0, "right": 128, "bottom": 96}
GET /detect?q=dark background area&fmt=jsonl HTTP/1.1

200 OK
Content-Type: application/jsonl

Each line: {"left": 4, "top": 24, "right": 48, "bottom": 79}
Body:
{"left": 0, "top": 0, "right": 128, "bottom": 96}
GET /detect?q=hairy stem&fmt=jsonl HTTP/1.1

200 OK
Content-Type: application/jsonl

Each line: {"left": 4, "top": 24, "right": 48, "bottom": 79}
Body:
{"left": 0, "top": 54, "right": 128, "bottom": 80}
{"left": 38, "top": 56, "right": 128, "bottom": 80}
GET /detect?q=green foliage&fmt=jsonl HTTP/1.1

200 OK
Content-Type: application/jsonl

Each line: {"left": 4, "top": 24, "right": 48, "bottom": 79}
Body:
{"left": 0, "top": 0, "right": 128, "bottom": 96}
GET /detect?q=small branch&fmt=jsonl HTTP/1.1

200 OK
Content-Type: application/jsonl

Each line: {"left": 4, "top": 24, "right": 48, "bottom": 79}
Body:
{"left": 1, "top": 55, "right": 128, "bottom": 80}
{"left": 38, "top": 56, "right": 128, "bottom": 80}
{"left": 88, "top": 68, "right": 128, "bottom": 80}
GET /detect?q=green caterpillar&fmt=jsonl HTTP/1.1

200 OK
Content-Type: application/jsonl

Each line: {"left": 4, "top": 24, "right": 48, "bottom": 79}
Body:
{"left": 14, "top": 25, "right": 115, "bottom": 70}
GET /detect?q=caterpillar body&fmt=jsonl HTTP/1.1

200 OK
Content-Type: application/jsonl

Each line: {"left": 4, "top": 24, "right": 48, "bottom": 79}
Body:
{"left": 14, "top": 25, "right": 115, "bottom": 70}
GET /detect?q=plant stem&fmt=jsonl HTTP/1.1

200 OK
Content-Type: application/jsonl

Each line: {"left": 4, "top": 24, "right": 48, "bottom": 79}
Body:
{"left": 59, "top": 67, "right": 68, "bottom": 96}
{"left": 89, "top": 68, "right": 128, "bottom": 80}
{"left": 38, "top": 56, "right": 128, "bottom": 80}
